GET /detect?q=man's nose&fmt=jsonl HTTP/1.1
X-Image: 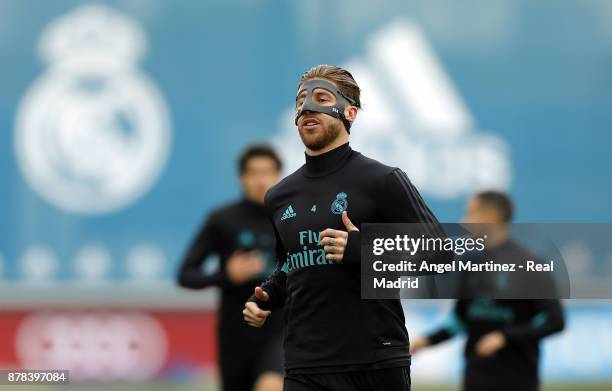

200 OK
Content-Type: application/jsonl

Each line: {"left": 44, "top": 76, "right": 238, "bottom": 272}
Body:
{"left": 300, "top": 109, "right": 318, "bottom": 118}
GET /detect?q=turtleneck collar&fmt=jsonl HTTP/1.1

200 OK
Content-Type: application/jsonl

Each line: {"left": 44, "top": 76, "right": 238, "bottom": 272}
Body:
{"left": 303, "top": 142, "right": 352, "bottom": 178}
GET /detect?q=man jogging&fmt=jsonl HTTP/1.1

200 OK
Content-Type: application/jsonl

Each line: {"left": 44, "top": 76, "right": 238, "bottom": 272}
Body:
{"left": 179, "top": 145, "right": 284, "bottom": 391}
{"left": 243, "top": 65, "right": 442, "bottom": 390}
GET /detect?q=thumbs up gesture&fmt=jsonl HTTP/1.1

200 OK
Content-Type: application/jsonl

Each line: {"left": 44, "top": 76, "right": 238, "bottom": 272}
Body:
{"left": 319, "top": 211, "right": 359, "bottom": 263}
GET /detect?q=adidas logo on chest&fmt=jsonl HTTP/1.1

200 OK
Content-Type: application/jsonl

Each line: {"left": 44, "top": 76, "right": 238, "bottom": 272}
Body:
{"left": 280, "top": 205, "right": 297, "bottom": 221}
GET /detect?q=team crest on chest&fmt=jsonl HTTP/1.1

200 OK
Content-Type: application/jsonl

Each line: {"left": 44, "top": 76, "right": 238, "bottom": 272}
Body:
{"left": 330, "top": 192, "right": 348, "bottom": 214}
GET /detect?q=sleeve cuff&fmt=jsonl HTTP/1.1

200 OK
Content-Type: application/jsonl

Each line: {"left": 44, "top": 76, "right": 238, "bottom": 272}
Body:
{"left": 343, "top": 230, "right": 362, "bottom": 265}
{"left": 247, "top": 287, "right": 276, "bottom": 311}
{"left": 427, "top": 329, "right": 452, "bottom": 345}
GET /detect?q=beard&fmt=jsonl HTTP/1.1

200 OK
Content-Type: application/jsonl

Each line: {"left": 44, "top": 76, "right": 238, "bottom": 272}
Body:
{"left": 298, "top": 119, "right": 343, "bottom": 151}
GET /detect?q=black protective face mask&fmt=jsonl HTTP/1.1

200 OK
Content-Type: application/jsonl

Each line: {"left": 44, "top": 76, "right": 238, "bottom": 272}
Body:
{"left": 295, "top": 79, "right": 357, "bottom": 133}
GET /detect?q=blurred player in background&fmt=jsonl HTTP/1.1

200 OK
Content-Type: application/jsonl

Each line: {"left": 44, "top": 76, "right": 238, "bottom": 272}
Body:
{"left": 411, "top": 191, "right": 565, "bottom": 391}
{"left": 243, "top": 65, "right": 444, "bottom": 391}
{"left": 178, "top": 145, "right": 284, "bottom": 391}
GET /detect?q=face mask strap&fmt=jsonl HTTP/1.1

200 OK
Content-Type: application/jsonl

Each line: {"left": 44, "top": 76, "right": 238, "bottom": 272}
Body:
{"left": 295, "top": 79, "right": 355, "bottom": 133}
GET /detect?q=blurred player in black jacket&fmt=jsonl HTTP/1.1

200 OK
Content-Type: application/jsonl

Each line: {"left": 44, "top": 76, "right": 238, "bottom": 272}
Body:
{"left": 411, "top": 191, "right": 565, "bottom": 391}
{"left": 178, "top": 145, "right": 284, "bottom": 391}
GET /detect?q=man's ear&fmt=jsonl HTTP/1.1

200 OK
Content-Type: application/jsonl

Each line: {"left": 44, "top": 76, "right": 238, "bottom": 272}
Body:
{"left": 345, "top": 106, "right": 358, "bottom": 124}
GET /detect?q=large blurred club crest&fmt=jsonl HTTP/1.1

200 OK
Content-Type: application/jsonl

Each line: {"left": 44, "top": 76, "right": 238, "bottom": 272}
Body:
{"left": 14, "top": 4, "right": 171, "bottom": 214}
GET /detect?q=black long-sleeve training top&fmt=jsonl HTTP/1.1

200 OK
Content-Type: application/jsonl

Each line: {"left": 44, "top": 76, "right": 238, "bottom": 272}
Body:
{"left": 250, "top": 142, "right": 442, "bottom": 373}
{"left": 178, "top": 198, "right": 284, "bottom": 347}
{"left": 427, "top": 241, "right": 565, "bottom": 391}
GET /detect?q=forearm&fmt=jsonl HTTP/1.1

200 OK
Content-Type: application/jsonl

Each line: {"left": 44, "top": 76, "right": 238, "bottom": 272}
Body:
{"left": 178, "top": 261, "right": 229, "bottom": 289}
{"left": 248, "top": 267, "right": 287, "bottom": 311}
{"left": 502, "top": 300, "right": 565, "bottom": 341}
{"left": 427, "top": 308, "right": 465, "bottom": 345}
{"left": 426, "top": 329, "right": 453, "bottom": 345}
{"left": 177, "top": 217, "right": 227, "bottom": 289}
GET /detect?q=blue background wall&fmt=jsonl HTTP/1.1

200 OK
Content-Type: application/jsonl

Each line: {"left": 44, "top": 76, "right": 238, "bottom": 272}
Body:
{"left": 1, "top": 0, "right": 611, "bottom": 281}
